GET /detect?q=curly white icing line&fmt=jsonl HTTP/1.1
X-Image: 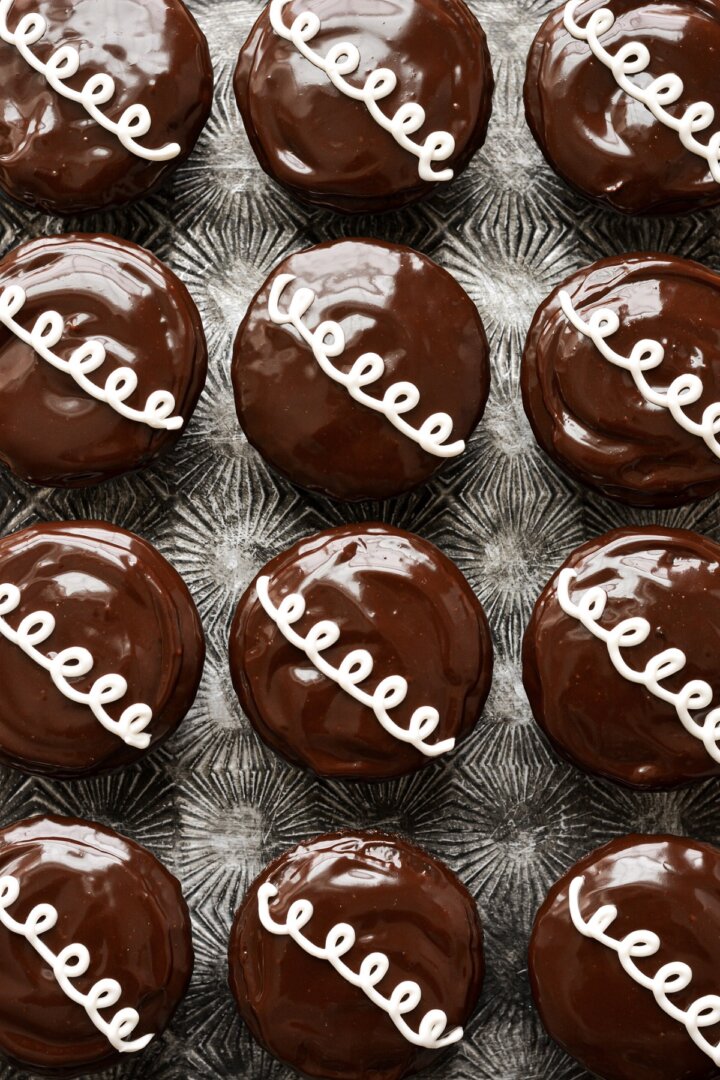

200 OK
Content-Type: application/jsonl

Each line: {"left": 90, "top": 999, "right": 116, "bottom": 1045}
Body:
{"left": 0, "top": 875, "right": 153, "bottom": 1053}
{"left": 557, "top": 568, "right": 720, "bottom": 765}
{"left": 258, "top": 881, "right": 462, "bottom": 1048}
{"left": 268, "top": 275, "right": 464, "bottom": 458}
{"left": 560, "top": 290, "right": 720, "bottom": 460}
{"left": 563, "top": 0, "right": 720, "bottom": 183}
{"left": 268, "top": 0, "right": 455, "bottom": 181}
{"left": 569, "top": 875, "right": 720, "bottom": 1065}
{"left": 0, "top": 583, "right": 152, "bottom": 750}
{"left": 0, "top": 0, "right": 180, "bottom": 161}
{"left": 256, "top": 575, "right": 454, "bottom": 758}
{"left": 0, "top": 285, "right": 183, "bottom": 431}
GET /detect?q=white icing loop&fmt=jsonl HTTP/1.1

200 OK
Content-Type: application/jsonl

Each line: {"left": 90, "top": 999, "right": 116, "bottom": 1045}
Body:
{"left": 557, "top": 568, "right": 720, "bottom": 765}
{"left": 569, "top": 875, "right": 720, "bottom": 1065}
{"left": 268, "top": 0, "right": 455, "bottom": 181}
{"left": 256, "top": 575, "right": 455, "bottom": 758}
{"left": 258, "top": 881, "right": 463, "bottom": 1049}
{"left": 0, "top": 582, "right": 152, "bottom": 749}
{"left": 0, "top": 875, "right": 153, "bottom": 1053}
{"left": 0, "top": 285, "right": 183, "bottom": 431}
{"left": 268, "top": 275, "right": 464, "bottom": 458}
{"left": 563, "top": 0, "right": 720, "bottom": 183}
{"left": 0, "top": 0, "right": 180, "bottom": 161}
{"left": 560, "top": 290, "right": 720, "bottom": 460}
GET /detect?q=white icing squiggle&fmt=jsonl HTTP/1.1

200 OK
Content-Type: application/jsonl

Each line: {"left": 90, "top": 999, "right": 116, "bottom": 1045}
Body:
{"left": 268, "top": 275, "right": 464, "bottom": 458}
{"left": 268, "top": 0, "right": 455, "bottom": 181}
{"left": 258, "top": 881, "right": 463, "bottom": 1048}
{"left": 256, "top": 575, "right": 455, "bottom": 757}
{"left": 0, "top": 583, "right": 152, "bottom": 749}
{"left": 0, "top": 285, "right": 183, "bottom": 430}
{"left": 0, "top": 875, "right": 153, "bottom": 1053}
{"left": 557, "top": 568, "right": 720, "bottom": 765}
{"left": 560, "top": 291, "right": 720, "bottom": 460}
{"left": 569, "top": 875, "right": 720, "bottom": 1066}
{"left": 0, "top": 0, "right": 180, "bottom": 161}
{"left": 563, "top": 0, "right": 720, "bottom": 183}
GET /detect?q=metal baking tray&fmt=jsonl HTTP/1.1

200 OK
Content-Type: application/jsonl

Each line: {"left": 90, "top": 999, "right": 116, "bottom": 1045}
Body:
{"left": 2, "top": 0, "right": 720, "bottom": 1077}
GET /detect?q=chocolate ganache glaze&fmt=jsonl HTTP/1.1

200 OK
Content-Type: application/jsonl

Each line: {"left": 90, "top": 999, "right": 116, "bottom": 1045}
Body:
{"left": 524, "top": 0, "right": 720, "bottom": 215}
{"left": 0, "top": 234, "right": 208, "bottom": 489}
{"left": 0, "top": 520, "right": 205, "bottom": 779}
{"left": 523, "top": 527, "right": 720, "bottom": 789}
{"left": 232, "top": 239, "right": 490, "bottom": 502}
{"left": 0, "top": 815, "right": 193, "bottom": 1076}
{"left": 0, "top": 0, "right": 213, "bottom": 215}
{"left": 522, "top": 253, "right": 720, "bottom": 507}
{"left": 233, "top": 0, "right": 494, "bottom": 214}
{"left": 229, "top": 831, "right": 484, "bottom": 1080}
{"left": 530, "top": 834, "right": 720, "bottom": 1080}
{"left": 229, "top": 523, "right": 493, "bottom": 780}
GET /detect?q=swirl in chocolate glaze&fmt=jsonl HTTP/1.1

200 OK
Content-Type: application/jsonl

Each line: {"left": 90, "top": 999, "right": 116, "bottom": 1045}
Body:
{"left": 229, "top": 832, "right": 484, "bottom": 1080}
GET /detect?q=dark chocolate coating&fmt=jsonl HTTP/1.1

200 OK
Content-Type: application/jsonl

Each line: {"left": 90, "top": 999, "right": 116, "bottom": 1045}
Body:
{"left": 521, "top": 253, "right": 720, "bottom": 507}
{"left": 234, "top": 0, "right": 494, "bottom": 214}
{"left": 229, "top": 831, "right": 484, "bottom": 1080}
{"left": 0, "top": 234, "right": 207, "bottom": 489}
{"left": 0, "top": 0, "right": 213, "bottom": 215}
{"left": 523, "top": 527, "right": 720, "bottom": 789}
{"left": 524, "top": 0, "right": 720, "bottom": 215}
{"left": 0, "top": 815, "right": 193, "bottom": 1077}
{"left": 0, "top": 520, "right": 205, "bottom": 779}
{"left": 530, "top": 834, "right": 720, "bottom": 1080}
{"left": 232, "top": 239, "right": 490, "bottom": 502}
{"left": 229, "top": 523, "right": 493, "bottom": 780}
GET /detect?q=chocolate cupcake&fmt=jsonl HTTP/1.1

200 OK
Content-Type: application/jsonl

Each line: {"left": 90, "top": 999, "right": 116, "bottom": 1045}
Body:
{"left": 530, "top": 833, "right": 720, "bottom": 1080}
{"left": 232, "top": 239, "right": 490, "bottom": 501}
{"left": 523, "top": 526, "right": 720, "bottom": 789}
{"left": 0, "top": 0, "right": 213, "bottom": 215}
{"left": 0, "top": 520, "right": 205, "bottom": 779}
{"left": 525, "top": 0, "right": 720, "bottom": 215}
{"left": 229, "top": 524, "right": 493, "bottom": 780}
{"left": 0, "top": 814, "right": 192, "bottom": 1076}
{"left": 0, "top": 234, "right": 207, "bottom": 489}
{"left": 234, "top": 0, "right": 494, "bottom": 214}
{"left": 522, "top": 253, "right": 720, "bottom": 507}
{"left": 229, "top": 831, "right": 484, "bottom": 1080}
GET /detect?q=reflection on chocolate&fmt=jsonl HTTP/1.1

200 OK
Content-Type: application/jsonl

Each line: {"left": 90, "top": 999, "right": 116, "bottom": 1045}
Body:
{"left": 523, "top": 526, "right": 720, "bottom": 789}
{"left": 0, "top": 815, "right": 193, "bottom": 1077}
{"left": 0, "top": 0, "right": 213, "bottom": 215}
{"left": 522, "top": 253, "right": 720, "bottom": 507}
{"left": 229, "top": 523, "right": 493, "bottom": 781}
{"left": 524, "top": 0, "right": 720, "bottom": 215}
{"left": 232, "top": 239, "right": 490, "bottom": 502}
{"left": 229, "top": 831, "right": 484, "bottom": 1080}
{"left": 530, "top": 834, "right": 720, "bottom": 1080}
{"left": 234, "top": 0, "right": 494, "bottom": 214}
{"left": 0, "top": 234, "right": 207, "bottom": 489}
{"left": 0, "top": 520, "right": 205, "bottom": 779}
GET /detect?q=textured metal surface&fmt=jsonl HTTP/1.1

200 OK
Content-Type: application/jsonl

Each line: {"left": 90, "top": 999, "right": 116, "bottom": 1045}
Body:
{"left": 1, "top": 1, "right": 720, "bottom": 1077}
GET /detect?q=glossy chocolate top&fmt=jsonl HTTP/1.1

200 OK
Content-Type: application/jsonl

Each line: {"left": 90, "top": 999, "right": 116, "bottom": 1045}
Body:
{"left": 522, "top": 253, "right": 720, "bottom": 507}
{"left": 0, "top": 234, "right": 207, "bottom": 489}
{"left": 524, "top": 0, "right": 720, "bottom": 215}
{"left": 0, "top": 520, "right": 205, "bottom": 779}
{"left": 234, "top": 0, "right": 493, "bottom": 214}
{"left": 0, "top": 0, "right": 213, "bottom": 215}
{"left": 530, "top": 834, "right": 720, "bottom": 1080}
{"left": 0, "top": 815, "right": 192, "bottom": 1077}
{"left": 232, "top": 239, "right": 490, "bottom": 502}
{"left": 229, "top": 831, "right": 484, "bottom": 1080}
{"left": 523, "top": 527, "right": 720, "bottom": 789}
{"left": 230, "top": 524, "right": 493, "bottom": 780}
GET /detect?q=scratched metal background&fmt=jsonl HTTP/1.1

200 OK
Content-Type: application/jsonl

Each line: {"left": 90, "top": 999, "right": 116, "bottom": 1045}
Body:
{"left": 2, "top": 0, "right": 720, "bottom": 1077}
